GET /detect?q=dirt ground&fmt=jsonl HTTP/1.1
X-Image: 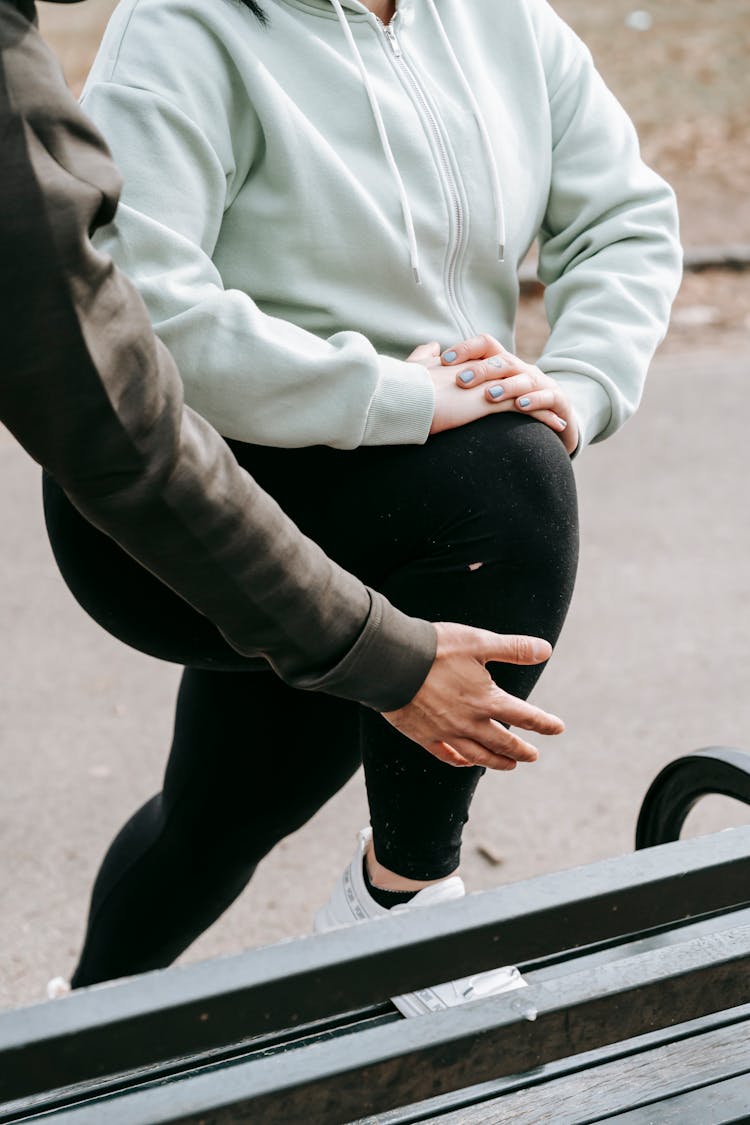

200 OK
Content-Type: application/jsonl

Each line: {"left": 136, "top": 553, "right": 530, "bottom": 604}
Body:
{"left": 556, "top": 0, "right": 750, "bottom": 248}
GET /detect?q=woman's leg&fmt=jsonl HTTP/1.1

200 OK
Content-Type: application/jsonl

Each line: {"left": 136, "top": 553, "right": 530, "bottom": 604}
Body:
{"left": 45, "top": 472, "right": 365, "bottom": 984}
{"left": 69, "top": 413, "right": 576, "bottom": 986}
{"left": 72, "top": 668, "right": 361, "bottom": 986}
{"left": 231, "top": 414, "right": 578, "bottom": 883}
{"left": 42, "top": 473, "right": 258, "bottom": 670}
{"left": 361, "top": 417, "right": 578, "bottom": 878}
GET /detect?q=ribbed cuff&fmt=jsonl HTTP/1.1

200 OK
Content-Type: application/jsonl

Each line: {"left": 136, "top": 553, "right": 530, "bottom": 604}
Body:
{"left": 296, "top": 591, "right": 437, "bottom": 711}
{"left": 362, "top": 358, "right": 435, "bottom": 446}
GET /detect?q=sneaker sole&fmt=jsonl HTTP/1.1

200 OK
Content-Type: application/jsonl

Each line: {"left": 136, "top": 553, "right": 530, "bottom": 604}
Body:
{"left": 393, "top": 973, "right": 527, "bottom": 1017}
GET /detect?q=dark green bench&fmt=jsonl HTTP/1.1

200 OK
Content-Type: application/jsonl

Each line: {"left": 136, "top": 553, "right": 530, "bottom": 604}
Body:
{"left": 1, "top": 747, "right": 749, "bottom": 1124}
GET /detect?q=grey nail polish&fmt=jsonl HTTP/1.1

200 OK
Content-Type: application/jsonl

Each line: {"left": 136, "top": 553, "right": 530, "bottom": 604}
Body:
{"left": 519, "top": 396, "right": 531, "bottom": 407}
{"left": 489, "top": 386, "right": 504, "bottom": 400}
{"left": 443, "top": 350, "right": 457, "bottom": 363}
{"left": 488, "top": 356, "right": 505, "bottom": 368}
{"left": 460, "top": 370, "right": 474, "bottom": 383}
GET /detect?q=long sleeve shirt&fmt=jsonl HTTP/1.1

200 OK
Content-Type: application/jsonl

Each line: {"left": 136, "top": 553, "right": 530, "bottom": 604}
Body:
{"left": 0, "top": 0, "right": 436, "bottom": 710}
{"left": 81, "top": 0, "right": 680, "bottom": 453}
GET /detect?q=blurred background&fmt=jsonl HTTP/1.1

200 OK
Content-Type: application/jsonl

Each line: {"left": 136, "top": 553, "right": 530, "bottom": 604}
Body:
{"left": 1, "top": 1, "right": 748, "bottom": 1009}
{"left": 38, "top": 0, "right": 750, "bottom": 351}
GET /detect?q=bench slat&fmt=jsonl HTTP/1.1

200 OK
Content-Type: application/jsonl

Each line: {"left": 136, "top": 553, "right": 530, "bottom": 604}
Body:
{"left": 416, "top": 1014, "right": 750, "bottom": 1123}
{"left": 30, "top": 921, "right": 750, "bottom": 1124}
{"left": 602, "top": 1071, "right": 750, "bottom": 1124}
{"left": 2, "top": 827, "right": 749, "bottom": 1106}
{"left": 6, "top": 912, "right": 750, "bottom": 1123}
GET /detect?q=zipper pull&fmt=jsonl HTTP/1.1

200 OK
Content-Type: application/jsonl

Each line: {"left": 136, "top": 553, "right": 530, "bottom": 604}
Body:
{"left": 384, "top": 24, "right": 401, "bottom": 56}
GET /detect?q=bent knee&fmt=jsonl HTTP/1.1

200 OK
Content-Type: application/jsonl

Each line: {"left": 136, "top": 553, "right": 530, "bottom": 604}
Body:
{"left": 492, "top": 412, "right": 574, "bottom": 487}
{"left": 441, "top": 413, "right": 577, "bottom": 521}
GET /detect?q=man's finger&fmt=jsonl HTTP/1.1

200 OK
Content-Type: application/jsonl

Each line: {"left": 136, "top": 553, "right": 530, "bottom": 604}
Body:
{"left": 457, "top": 627, "right": 552, "bottom": 666}
{"left": 466, "top": 719, "right": 542, "bottom": 761}
{"left": 427, "top": 741, "right": 473, "bottom": 767}
{"left": 450, "top": 737, "right": 519, "bottom": 771}
{"left": 442, "top": 716, "right": 543, "bottom": 764}
{"left": 488, "top": 698, "right": 565, "bottom": 736}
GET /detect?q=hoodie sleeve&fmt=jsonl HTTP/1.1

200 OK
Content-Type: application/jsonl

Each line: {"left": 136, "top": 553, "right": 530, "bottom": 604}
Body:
{"left": 79, "top": 1, "right": 435, "bottom": 451}
{"left": 0, "top": 7, "right": 436, "bottom": 711}
{"left": 529, "top": 0, "right": 682, "bottom": 451}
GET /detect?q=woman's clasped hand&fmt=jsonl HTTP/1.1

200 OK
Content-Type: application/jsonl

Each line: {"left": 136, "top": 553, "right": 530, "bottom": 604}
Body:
{"left": 408, "top": 335, "right": 579, "bottom": 455}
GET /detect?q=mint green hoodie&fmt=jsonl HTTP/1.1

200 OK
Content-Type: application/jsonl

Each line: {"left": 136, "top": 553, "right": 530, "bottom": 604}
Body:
{"left": 82, "top": 0, "right": 681, "bottom": 452}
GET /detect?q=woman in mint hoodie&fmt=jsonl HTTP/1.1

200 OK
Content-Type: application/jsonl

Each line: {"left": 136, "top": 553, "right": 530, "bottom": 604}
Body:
{"left": 44, "top": 0, "right": 680, "bottom": 1012}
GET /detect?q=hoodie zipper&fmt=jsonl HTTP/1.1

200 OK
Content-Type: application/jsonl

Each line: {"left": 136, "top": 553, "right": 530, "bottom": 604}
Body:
{"left": 378, "top": 18, "right": 473, "bottom": 337}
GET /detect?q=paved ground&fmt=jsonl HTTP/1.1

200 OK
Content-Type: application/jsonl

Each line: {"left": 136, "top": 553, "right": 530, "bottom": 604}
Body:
{"left": 1, "top": 346, "right": 749, "bottom": 1011}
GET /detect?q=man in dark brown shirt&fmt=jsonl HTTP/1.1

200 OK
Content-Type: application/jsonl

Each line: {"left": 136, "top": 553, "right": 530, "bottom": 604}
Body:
{"left": 0, "top": 0, "right": 562, "bottom": 764}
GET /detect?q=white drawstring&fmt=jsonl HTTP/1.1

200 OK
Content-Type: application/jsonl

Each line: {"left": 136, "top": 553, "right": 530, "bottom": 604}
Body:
{"left": 329, "top": 0, "right": 506, "bottom": 276}
{"left": 330, "top": 0, "right": 422, "bottom": 283}
{"left": 423, "top": 0, "right": 507, "bottom": 262}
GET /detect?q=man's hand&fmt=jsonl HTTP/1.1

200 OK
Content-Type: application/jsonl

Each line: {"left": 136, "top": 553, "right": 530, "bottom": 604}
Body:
{"left": 381, "top": 621, "right": 564, "bottom": 770}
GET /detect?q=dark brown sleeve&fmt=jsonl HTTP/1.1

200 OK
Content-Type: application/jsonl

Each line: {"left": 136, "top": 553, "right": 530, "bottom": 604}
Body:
{"left": 0, "top": 7, "right": 436, "bottom": 710}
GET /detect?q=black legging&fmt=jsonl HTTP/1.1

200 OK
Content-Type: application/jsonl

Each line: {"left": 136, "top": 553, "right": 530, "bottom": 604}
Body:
{"left": 43, "top": 414, "right": 578, "bottom": 987}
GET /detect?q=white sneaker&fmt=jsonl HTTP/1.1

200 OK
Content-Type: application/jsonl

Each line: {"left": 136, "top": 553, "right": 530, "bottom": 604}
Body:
{"left": 46, "top": 976, "right": 71, "bottom": 1000}
{"left": 314, "top": 828, "right": 526, "bottom": 1018}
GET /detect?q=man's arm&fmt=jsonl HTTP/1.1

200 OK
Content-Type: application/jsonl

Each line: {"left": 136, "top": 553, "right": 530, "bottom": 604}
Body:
{"left": 0, "top": 3, "right": 433, "bottom": 709}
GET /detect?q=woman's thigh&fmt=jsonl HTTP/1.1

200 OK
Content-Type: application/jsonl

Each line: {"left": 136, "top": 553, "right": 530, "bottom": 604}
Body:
{"left": 44, "top": 414, "right": 578, "bottom": 669}
{"left": 232, "top": 413, "right": 579, "bottom": 646}
{"left": 42, "top": 472, "right": 257, "bottom": 669}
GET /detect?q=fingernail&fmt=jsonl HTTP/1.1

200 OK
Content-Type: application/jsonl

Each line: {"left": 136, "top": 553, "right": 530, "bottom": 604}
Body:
{"left": 518, "top": 396, "right": 531, "bottom": 407}
{"left": 556, "top": 418, "right": 567, "bottom": 429}
{"left": 443, "top": 350, "right": 457, "bottom": 363}
{"left": 489, "top": 386, "right": 504, "bottom": 399}
{"left": 487, "top": 356, "right": 505, "bottom": 369}
{"left": 459, "top": 370, "right": 474, "bottom": 383}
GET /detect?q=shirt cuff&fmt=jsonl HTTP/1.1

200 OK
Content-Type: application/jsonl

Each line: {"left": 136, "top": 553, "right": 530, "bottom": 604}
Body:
{"left": 362, "top": 358, "right": 435, "bottom": 446}
{"left": 295, "top": 590, "right": 437, "bottom": 711}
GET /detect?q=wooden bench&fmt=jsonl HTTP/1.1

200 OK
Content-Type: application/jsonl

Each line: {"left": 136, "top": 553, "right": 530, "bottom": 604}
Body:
{"left": 1, "top": 746, "right": 749, "bottom": 1124}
